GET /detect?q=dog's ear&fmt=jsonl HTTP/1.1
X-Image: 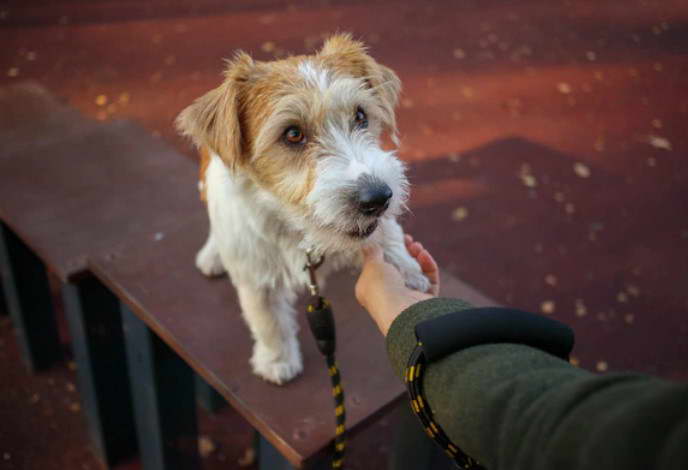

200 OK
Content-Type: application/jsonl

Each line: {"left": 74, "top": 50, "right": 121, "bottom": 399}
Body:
{"left": 319, "top": 33, "right": 401, "bottom": 140}
{"left": 176, "top": 52, "right": 254, "bottom": 169}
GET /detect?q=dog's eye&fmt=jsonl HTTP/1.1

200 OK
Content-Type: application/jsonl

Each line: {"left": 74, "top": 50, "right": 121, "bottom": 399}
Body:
{"left": 354, "top": 107, "right": 368, "bottom": 129}
{"left": 284, "top": 126, "right": 306, "bottom": 145}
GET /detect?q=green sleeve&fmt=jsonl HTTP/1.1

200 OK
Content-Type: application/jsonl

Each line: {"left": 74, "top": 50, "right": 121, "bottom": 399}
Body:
{"left": 386, "top": 298, "right": 688, "bottom": 470}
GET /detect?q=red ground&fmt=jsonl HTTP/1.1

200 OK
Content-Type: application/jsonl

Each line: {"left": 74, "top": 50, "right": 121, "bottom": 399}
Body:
{"left": 1, "top": 1, "right": 687, "bottom": 469}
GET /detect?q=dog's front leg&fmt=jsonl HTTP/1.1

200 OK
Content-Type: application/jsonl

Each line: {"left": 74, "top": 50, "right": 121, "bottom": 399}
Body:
{"left": 376, "top": 218, "right": 431, "bottom": 293}
{"left": 196, "top": 231, "right": 227, "bottom": 277}
{"left": 235, "top": 283, "right": 303, "bottom": 385}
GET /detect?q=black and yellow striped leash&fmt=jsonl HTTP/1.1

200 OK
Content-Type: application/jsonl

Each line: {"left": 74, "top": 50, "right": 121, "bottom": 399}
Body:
{"left": 304, "top": 249, "right": 347, "bottom": 469}
{"left": 406, "top": 342, "right": 484, "bottom": 469}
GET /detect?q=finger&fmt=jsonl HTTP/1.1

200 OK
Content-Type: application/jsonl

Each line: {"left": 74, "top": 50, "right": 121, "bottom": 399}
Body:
{"left": 417, "top": 249, "right": 439, "bottom": 285}
{"left": 408, "top": 241, "right": 423, "bottom": 258}
{"left": 404, "top": 235, "right": 414, "bottom": 252}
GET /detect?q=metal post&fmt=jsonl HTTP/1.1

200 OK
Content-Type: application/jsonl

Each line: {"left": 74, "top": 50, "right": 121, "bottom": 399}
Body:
{"left": 0, "top": 222, "right": 61, "bottom": 371}
{"left": 256, "top": 432, "right": 298, "bottom": 470}
{"left": 0, "top": 275, "right": 7, "bottom": 316}
{"left": 121, "top": 304, "right": 200, "bottom": 470}
{"left": 195, "top": 374, "right": 227, "bottom": 413}
{"left": 61, "top": 278, "right": 138, "bottom": 466}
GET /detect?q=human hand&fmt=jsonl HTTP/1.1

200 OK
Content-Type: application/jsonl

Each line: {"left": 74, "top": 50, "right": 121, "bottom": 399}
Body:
{"left": 355, "top": 235, "right": 440, "bottom": 336}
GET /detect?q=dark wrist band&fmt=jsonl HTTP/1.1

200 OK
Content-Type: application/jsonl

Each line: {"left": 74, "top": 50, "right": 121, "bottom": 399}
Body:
{"left": 405, "top": 307, "right": 575, "bottom": 469}
{"left": 415, "top": 307, "right": 575, "bottom": 362}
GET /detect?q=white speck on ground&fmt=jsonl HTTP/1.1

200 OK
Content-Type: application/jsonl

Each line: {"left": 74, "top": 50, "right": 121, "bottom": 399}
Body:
{"left": 647, "top": 135, "right": 672, "bottom": 151}
{"left": 557, "top": 82, "right": 572, "bottom": 94}
{"left": 574, "top": 162, "right": 591, "bottom": 178}
{"left": 198, "top": 435, "right": 216, "bottom": 458}
{"left": 451, "top": 207, "right": 469, "bottom": 221}
{"left": 541, "top": 300, "right": 555, "bottom": 314}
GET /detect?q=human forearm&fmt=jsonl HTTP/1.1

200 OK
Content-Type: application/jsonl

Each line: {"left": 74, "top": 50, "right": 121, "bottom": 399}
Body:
{"left": 386, "top": 299, "right": 688, "bottom": 470}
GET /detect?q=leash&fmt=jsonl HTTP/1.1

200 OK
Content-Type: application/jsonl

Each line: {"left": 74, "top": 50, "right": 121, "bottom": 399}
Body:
{"left": 304, "top": 248, "right": 347, "bottom": 469}
{"left": 406, "top": 343, "right": 484, "bottom": 469}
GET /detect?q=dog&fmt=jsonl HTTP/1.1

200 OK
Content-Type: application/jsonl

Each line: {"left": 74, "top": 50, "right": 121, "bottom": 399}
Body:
{"left": 176, "top": 33, "right": 430, "bottom": 385}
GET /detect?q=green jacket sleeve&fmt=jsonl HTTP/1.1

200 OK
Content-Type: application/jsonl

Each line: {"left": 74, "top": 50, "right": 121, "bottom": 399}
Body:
{"left": 386, "top": 298, "right": 688, "bottom": 470}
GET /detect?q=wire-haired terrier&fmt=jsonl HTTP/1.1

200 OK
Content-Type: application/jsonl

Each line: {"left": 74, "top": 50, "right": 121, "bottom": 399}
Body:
{"left": 177, "top": 33, "right": 429, "bottom": 384}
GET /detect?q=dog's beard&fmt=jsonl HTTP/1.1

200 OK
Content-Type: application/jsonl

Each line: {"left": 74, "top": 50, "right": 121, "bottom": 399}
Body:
{"left": 347, "top": 219, "right": 379, "bottom": 238}
{"left": 299, "top": 218, "right": 380, "bottom": 254}
{"left": 295, "top": 191, "right": 406, "bottom": 254}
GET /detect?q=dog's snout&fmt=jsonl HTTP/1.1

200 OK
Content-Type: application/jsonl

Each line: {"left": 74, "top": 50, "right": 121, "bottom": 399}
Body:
{"left": 358, "top": 182, "right": 392, "bottom": 216}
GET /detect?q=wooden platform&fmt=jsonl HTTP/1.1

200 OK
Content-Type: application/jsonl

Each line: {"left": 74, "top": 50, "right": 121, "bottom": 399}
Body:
{"left": 0, "top": 83, "right": 200, "bottom": 283}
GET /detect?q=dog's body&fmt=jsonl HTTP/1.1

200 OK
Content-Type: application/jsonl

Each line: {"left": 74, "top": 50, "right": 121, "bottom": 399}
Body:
{"left": 178, "top": 34, "right": 429, "bottom": 384}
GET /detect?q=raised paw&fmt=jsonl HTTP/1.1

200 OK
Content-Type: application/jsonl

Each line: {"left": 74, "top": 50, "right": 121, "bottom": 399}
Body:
{"left": 250, "top": 341, "right": 303, "bottom": 385}
{"left": 403, "top": 268, "right": 431, "bottom": 293}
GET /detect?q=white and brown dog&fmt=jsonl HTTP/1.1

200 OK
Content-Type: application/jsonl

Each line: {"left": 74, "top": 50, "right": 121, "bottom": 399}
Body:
{"left": 176, "top": 34, "right": 429, "bottom": 385}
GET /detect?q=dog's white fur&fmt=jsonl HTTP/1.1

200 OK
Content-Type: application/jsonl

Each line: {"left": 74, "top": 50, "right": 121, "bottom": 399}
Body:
{"left": 179, "top": 34, "right": 429, "bottom": 384}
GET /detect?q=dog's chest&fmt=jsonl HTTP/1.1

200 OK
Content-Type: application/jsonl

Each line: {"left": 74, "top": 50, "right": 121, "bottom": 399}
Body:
{"left": 205, "top": 154, "right": 355, "bottom": 289}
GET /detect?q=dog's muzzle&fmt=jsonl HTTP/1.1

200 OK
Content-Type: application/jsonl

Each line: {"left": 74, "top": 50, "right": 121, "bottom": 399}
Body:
{"left": 356, "top": 177, "right": 392, "bottom": 217}
{"left": 343, "top": 175, "right": 392, "bottom": 239}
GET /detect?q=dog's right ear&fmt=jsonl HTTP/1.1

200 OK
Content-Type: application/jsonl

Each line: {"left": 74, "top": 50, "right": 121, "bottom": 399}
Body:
{"left": 319, "top": 34, "right": 401, "bottom": 143}
{"left": 176, "top": 52, "right": 254, "bottom": 169}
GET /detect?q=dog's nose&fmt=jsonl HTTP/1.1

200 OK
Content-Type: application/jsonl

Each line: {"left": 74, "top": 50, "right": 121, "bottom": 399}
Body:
{"left": 358, "top": 182, "right": 393, "bottom": 216}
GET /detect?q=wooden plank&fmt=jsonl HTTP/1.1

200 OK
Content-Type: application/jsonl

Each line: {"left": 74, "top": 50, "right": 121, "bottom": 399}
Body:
{"left": 0, "top": 81, "right": 101, "bottom": 159}
{"left": 0, "top": 85, "right": 200, "bottom": 282}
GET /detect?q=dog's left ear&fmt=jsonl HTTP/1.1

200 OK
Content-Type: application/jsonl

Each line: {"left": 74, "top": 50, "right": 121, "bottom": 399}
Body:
{"left": 319, "top": 33, "right": 401, "bottom": 140}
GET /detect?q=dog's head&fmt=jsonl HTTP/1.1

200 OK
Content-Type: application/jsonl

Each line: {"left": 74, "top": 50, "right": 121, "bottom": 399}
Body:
{"left": 177, "top": 34, "right": 406, "bottom": 250}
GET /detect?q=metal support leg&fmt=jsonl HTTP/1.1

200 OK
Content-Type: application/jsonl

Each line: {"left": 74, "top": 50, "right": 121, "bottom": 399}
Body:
{"left": 195, "top": 374, "right": 227, "bottom": 413}
{"left": 121, "top": 304, "right": 200, "bottom": 470}
{"left": 0, "top": 276, "right": 7, "bottom": 316}
{"left": 0, "top": 222, "right": 61, "bottom": 371}
{"left": 256, "top": 432, "right": 297, "bottom": 470}
{"left": 61, "top": 278, "right": 138, "bottom": 466}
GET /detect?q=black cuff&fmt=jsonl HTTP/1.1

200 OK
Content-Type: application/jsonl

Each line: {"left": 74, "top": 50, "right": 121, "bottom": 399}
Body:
{"left": 414, "top": 307, "right": 574, "bottom": 363}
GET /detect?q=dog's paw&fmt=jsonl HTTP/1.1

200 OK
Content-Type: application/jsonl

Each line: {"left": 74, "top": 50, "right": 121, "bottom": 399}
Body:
{"left": 403, "top": 268, "right": 431, "bottom": 293}
{"left": 391, "top": 252, "right": 431, "bottom": 293}
{"left": 250, "top": 341, "right": 303, "bottom": 385}
{"left": 195, "top": 245, "right": 226, "bottom": 277}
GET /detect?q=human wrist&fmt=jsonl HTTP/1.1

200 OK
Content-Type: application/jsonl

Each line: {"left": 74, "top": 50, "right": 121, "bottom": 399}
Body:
{"left": 377, "top": 290, "right": 433, "bottom": 336}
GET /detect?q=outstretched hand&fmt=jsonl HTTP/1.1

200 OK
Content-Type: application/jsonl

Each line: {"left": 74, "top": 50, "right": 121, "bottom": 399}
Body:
{"left": 355, "top": 234, "right": 440, "bottom": 336}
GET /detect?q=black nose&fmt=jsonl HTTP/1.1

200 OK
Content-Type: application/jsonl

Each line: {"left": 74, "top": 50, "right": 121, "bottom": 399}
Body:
{"left": 358, "top": 182, "right": 393, "bottom": 216}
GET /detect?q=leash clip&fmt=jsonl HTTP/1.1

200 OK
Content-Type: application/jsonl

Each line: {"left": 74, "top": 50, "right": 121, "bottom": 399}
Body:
{"left": 304, "top": 246, "right": 325, "bottom": 296}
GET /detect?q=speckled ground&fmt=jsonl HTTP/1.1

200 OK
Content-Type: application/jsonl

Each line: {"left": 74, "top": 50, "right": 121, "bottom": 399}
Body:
{"left": 1, "top": 1, "right": 687, "bottom": 469}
